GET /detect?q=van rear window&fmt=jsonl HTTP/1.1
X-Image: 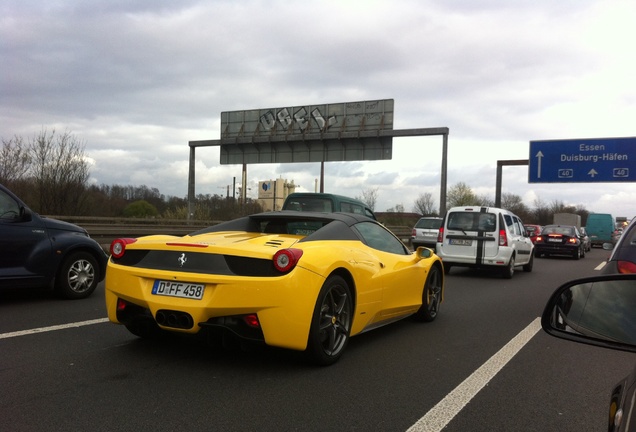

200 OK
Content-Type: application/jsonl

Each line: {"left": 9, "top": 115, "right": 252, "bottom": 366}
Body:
{"left": 284, "top": 198, "right": 333, "bottom": 212}
{"left": 447, "top": 212, "right": 496, "bottom": 232}
{"left": 340, "top": 202, "right": 365, "bottom": 215}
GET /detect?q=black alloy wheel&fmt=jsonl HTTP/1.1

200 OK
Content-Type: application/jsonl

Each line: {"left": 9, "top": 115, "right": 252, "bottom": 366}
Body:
{"left": 414, "top": 265, "right": 442, "bottom": 322}
{"left": 306, "top": 275, "right": 353, "bottom": 366}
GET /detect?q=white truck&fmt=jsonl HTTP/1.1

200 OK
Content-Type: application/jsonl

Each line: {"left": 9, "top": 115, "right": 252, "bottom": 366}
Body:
{"left": 553, "top": 213, "right": 582, "bottom": 229}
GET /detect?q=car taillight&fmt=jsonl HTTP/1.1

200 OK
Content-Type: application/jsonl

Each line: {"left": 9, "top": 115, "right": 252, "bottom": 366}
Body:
{"left": 437, "top": 227, "right": 444, "bottom": 243}
{"left": 617, "top": 261, "right": 636, "bottom": 274}
{"left": 116, "top": 298, "right": 128, "bottom": 312}
{"left": 110, "top": 238, "right": 137, "bottom": 259}
{"left": 499, "top": 229, "right": 508, "bottom": 246}
{"left": 411, "top": 229, "right": 416, "bottom": 236}
{"left": 273, "top": 248, "right": 304, "bottom": 273}
{"left": 243, "top": 314, "right": 260, "bottom": 328}
{"left": 568, "top": 238, "right": 578, "bottom": 244}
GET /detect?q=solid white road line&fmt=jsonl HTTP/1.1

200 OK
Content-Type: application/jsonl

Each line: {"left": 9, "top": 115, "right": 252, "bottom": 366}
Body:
{"left": 0, "top": 318, "right": 109, "bottom": 340}
{"left": 407, "top": 317, "right": 542, "bottom": 432}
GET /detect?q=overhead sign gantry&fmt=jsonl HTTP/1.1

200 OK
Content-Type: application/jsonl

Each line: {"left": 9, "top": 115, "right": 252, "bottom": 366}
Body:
{"left": 219, "top": 99, "right": 395, "bottom": 164}
{"left": 188, "top": 99, "right": 449, "bottom": 218}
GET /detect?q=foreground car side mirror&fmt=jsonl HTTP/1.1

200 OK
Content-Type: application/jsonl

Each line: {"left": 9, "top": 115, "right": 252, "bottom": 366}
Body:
{"left": 542, "top": 274, "right": 636, "bottom": 353}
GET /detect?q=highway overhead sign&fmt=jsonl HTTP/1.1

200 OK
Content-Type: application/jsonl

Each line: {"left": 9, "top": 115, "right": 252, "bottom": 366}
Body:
{"left": 219, "top": 99, "right": 395, "bottom": 164}
{"left": 528, "top": 137, "right": 636, "bottom": 183}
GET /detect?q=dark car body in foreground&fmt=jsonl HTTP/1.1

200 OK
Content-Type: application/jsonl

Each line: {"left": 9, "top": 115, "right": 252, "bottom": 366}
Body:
{"left": 542, "top": 274, "right": 636, "bottom": 431}
{"left": 534, "top": 224, "right": 585, "bottom": 259}
{"left": 105, "top": 211, "right": 445, "bottom": 365}
{"left": 0, "top": 184, "right": 108, "bottom": 299}
{"left": 602, "top": 218, "right": 636, "bottom": 274}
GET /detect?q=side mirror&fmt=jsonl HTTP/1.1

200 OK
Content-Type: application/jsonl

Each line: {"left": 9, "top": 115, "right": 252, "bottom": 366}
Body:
{"left": 417, "top": 247, "right": 433, "bottom": 259}
{"left": 19, "top": 206, "right": 32, "bottom": 222}
{"left": 542, "top": 274, "right": 636, "bottom": 353}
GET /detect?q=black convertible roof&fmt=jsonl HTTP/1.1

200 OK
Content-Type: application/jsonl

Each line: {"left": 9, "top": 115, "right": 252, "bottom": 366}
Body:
{"left": 190, "top": 211, "right": 376, "bottom": 241}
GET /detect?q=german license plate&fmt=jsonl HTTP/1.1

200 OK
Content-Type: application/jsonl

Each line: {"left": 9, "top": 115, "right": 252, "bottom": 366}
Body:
{"left": 450, "top": 239, "right": 472, "bottom": 246}
{"left": 152, "top": 280, "right": 205, "bottom": 300}
{"left": 548, "top": 238, "right": 562, "bottom": 243}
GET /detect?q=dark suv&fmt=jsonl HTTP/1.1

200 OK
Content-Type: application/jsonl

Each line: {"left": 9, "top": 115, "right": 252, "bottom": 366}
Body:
{"left": 602, "top": 217, "right": 636, "bottom": 274}
{"left": 0, "top": 184, "right": 108, "bottom": 299}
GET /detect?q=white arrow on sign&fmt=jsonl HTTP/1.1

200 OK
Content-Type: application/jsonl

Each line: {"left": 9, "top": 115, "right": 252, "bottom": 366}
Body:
{"left": 535, "top": 151, "right": 544, "bottom": 178}
{"left": 588, "top": 169, "right": 598, "bottom": 178}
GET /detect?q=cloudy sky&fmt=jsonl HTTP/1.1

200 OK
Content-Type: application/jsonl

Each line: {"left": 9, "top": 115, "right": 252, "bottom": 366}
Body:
{"left": 2, "top": 0, "right": 636, "bottom": 218}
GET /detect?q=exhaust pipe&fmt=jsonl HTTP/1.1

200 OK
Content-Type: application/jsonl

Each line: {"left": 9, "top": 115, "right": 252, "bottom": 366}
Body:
{"left": 155, "top": 310, "right": 194, "bottom": 329}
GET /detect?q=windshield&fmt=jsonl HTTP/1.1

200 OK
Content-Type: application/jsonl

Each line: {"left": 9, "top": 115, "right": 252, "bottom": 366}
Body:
{"left": 447, "top": 212, "right": 496, "bottom": 232}
{"left": 415, "top": 218, "right": 442, "bottom": 229}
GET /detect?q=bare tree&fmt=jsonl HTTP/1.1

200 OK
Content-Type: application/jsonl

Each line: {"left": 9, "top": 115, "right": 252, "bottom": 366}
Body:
{"left": 357, "top": 187, "right": 379, "bottom": 211}
{"left": 446, "top": 182, "right": 479, "bottom": 208}
{"left": 501, "top": 192, "right": 531, "bottom": 220}
{"left": 413, "top": 192, "right": 437, "bottom": 216}
{"left": 0, "top": 135, "right": 31, "bottom": 186}
{"left": 30, "top": 129, "right": 90, "bottom": 215}
{"left": 386, "top": 203, "right": 405, "bottom": 213}
{"left": 476, "top": 194, "right": 494, "bottom": 207}
{"left": 532, "top": 197, "right": 552, "bottom": 225}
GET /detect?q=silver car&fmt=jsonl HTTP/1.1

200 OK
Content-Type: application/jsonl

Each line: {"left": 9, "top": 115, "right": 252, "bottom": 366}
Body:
{"left": 411, "top": 217, "right": 442, "bottom": 249}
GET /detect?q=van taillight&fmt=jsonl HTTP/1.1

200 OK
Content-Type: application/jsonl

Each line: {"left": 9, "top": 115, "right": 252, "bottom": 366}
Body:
{"left": 499, "top": 229, "right": 508, "bottom": 246}
{"left": 437, "top": 227, "right": 444, "bottom": 243}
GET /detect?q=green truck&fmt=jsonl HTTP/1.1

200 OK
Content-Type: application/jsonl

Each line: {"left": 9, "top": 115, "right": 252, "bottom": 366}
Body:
{"left": 585, "top": 213, "right": 615, "bottom": 247}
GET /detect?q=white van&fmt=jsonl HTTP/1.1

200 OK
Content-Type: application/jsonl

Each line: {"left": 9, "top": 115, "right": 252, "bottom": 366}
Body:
{"left": 435, "top": 206, "right": 534, "bottom": 278}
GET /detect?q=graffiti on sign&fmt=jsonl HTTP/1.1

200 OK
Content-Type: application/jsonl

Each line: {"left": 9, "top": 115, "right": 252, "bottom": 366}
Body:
{"left": 258, "top": 107, "right": 338, "bottom": 133}
{"left": 221, "top": 99, "right": 393, "bottom": 140}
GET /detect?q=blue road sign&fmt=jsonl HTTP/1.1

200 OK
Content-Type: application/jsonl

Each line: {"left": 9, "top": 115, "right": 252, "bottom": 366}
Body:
{"left": 529, "top": 137, "right": 636, "bottom": 183}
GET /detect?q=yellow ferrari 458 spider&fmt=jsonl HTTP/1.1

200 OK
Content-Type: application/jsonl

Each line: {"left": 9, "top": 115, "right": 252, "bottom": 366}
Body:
{"left": 105, "top": 211, "right": 444, "bottom": 365}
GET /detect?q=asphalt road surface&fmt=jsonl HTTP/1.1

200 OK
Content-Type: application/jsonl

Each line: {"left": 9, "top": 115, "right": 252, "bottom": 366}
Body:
{"left": 1, "top": 248, "right": 633, "bottom": 432}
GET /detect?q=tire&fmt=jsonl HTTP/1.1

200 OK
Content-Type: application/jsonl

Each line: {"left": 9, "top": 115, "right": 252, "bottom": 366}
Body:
{"left": 523, "top": 253, "right": 534, "bottom": 272}
{"left": 502, "top": 255, "right": 515, "bottom": 279}
{"left": 573, "top": 248, "right": 581, "bottom": 260}
{"left": 55, "top": 251, "right": 99, "bottom": 299}
{"left": 306, "top": 275, "right": 353, "bottom": 366}
{"left": 414, "top": 265, "right": 442, "bottom": 322}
